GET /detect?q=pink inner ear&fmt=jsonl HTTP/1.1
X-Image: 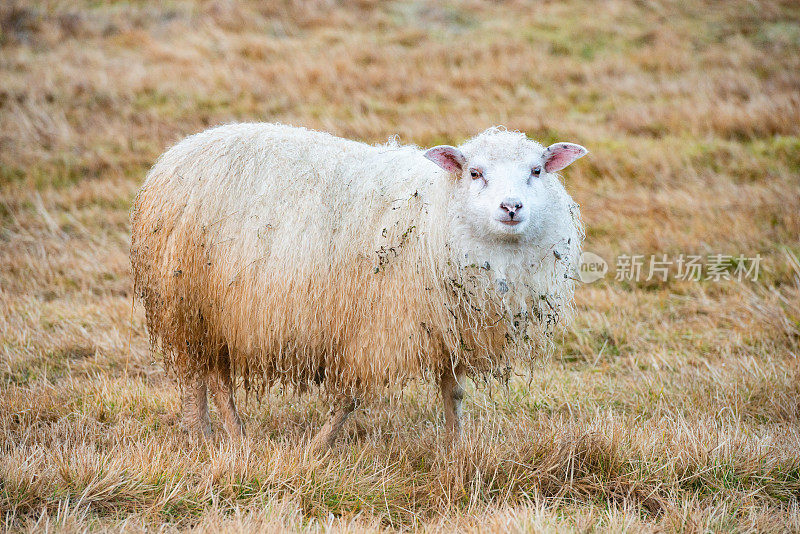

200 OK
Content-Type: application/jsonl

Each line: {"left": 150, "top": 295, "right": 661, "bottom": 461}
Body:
{"left": 544, "top": 143, "right": 587, "bottom": 173}
{"left": 424, "top": 146, "right": 465, "bottom": 174}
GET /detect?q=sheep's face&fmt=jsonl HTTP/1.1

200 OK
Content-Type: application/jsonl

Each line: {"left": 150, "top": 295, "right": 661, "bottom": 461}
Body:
{"left": 425, "top": 129, "right": 586, "bottom": 241}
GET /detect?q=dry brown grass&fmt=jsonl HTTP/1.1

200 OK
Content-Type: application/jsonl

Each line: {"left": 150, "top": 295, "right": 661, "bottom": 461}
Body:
{"left": 2, "top": 0, "right": 800, "bottom": 531}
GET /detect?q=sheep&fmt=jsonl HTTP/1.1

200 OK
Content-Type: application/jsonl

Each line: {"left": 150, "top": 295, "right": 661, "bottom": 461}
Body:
{"left": 130, "top": 123, "right": 586, "bottom": 448}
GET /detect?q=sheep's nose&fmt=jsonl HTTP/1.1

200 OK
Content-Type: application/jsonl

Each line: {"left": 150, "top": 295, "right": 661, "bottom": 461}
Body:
{"left": 500, "top": 199, "right": 523, "bottom": 219}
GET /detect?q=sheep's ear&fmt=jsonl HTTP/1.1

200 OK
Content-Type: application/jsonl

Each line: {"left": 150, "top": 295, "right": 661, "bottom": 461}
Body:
{"left": 543, "top": 142, "right": 587, "bottom": 173}
{"left": 424, "top": 145, "right": 466, "bottom": 175}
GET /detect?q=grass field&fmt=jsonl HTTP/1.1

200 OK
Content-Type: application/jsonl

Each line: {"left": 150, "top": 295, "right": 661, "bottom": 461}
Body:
{"left": 2, "top": 0, "right": 800, "bottom": 531}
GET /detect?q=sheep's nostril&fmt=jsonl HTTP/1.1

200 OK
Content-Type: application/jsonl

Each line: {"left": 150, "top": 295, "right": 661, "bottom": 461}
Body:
{"left": 500, "top": 200, "right": 523, "bottom": 217}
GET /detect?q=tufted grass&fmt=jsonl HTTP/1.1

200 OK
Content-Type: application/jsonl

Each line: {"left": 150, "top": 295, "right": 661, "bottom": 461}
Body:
{"left": 1, "top": 0, "right": 799, "bottom": 531}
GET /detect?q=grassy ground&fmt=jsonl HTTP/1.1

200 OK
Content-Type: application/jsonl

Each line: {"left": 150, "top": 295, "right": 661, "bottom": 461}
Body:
{"left": 2, "top": 0, "right": 800, "bottom": 531}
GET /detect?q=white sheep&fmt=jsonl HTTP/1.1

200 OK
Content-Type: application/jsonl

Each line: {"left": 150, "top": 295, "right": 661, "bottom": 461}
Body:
{"left": 130, "top": 123, "right": 586, "bottom": 448}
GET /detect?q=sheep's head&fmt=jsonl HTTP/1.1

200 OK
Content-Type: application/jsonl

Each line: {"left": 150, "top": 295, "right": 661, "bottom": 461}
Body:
{"left": 425, "top": 128, "right": 586, "bottom": 242}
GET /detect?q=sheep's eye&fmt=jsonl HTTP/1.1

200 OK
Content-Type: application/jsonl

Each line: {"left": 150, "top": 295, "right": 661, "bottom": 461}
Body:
{"left": 531, "top": 166, "right": 542, "bottom": 177}
{"left": 469, "top": 169, "right": 483, "bottom": 180}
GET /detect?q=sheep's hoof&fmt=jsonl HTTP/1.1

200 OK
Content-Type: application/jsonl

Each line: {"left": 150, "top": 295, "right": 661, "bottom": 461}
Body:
{"left": 183, "top": 422, "right": 213, "bottom": 444}
{"left": 309, "top": 432, "right": 335, "bottom": 454}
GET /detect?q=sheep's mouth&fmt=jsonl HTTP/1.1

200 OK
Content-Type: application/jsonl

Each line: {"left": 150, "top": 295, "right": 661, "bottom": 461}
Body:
{"left": 498, "top": 219, "right": 522, "bottom": 226}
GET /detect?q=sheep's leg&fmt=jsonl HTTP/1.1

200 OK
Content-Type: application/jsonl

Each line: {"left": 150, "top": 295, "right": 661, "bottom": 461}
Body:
{"left": 440, "top": 367, "right": 466, "bottom": 434}
{"left": 310, "top": 398, "right": 358, "bottom": 452}
{"left": 208, "top": 363, "right": 244, "bottom": 439}
{"left": 182, "top": 374, "right": 212, "bottom": 440}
